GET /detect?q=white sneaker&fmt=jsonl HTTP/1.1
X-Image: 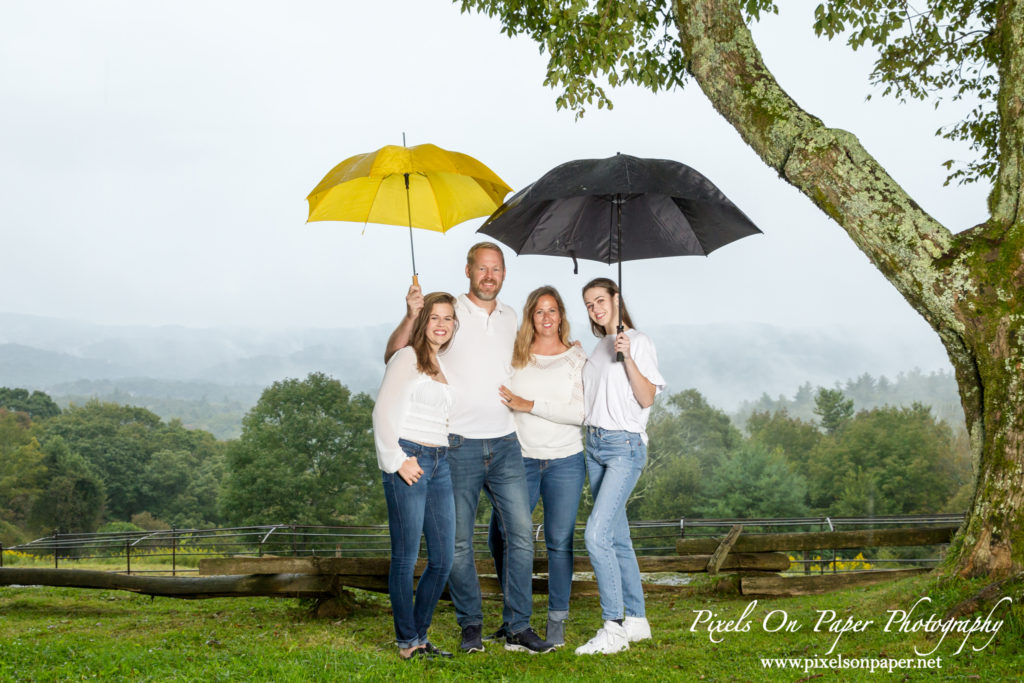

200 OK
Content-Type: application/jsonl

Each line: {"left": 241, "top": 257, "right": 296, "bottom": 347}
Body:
{"left": 623, "top": 616, "right": 651, "bottom": 642}
{"left": 574, "top": 620, "right": 629, "bottom": 655}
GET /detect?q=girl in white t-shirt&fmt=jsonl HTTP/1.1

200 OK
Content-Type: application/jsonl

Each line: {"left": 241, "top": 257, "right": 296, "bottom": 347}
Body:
{"left": 575, "top": 277, "right": 665, "bottom": 656}
{"left": 489, "top": 286, "right": 586, "bottom": 647}
{"left": 372, "top": 291, "right": 458, "bottom": 660}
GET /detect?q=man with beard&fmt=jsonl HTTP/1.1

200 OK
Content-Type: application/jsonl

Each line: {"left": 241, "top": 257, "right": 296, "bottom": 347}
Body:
{"left": 385, "top": 242, "right": 553, "bottom": 655}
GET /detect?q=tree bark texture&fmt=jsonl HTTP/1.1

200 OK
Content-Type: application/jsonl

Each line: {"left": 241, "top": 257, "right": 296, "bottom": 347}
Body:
{"left": 673, "top": 0, "right": 1024, "bottom": 577}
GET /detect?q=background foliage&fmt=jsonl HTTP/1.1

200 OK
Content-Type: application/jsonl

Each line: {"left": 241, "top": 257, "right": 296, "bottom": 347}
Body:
{"left": 219, "top": 372, "right": 382, "bottom": 527}
{"left": 1, "top": 366, "right": 971, "bottom": 547}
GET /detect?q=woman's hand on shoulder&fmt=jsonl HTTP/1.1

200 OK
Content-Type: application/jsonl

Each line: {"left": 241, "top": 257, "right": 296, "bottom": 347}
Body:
{"left": 499, "top": 385, "right": 535, "bottom": 413}
{"left": 397, "top": 456, "right": 424, "bottom": 486}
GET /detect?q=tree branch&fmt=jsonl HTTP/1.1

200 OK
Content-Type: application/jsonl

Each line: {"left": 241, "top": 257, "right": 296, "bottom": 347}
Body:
{"left": 673, "top": 0, "right": 966, "bottom": 335}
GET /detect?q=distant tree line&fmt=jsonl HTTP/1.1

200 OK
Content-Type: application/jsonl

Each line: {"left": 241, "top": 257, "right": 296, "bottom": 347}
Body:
{"left": 1, "top": 398, "right": 228, "bottom": 544}
{"left": 631, "top": 387, "right": 972, "bottom": 522}
{"left": 1, "top": 373, "right": 973, "bottom": 547}
{"left": 0, "top": 374, "right": 379, "bottom": 546}
{"left": 734, "top": 369, "right": 964, "bottom": 433}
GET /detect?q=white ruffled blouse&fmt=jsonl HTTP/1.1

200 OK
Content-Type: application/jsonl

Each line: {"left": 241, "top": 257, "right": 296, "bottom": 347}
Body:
{"left": 372, "top": 346, "right": 452, "bottom": 473}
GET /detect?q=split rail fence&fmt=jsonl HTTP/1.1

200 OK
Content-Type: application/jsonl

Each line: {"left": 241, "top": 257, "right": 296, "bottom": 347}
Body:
{"left": 0, "top": 514, "right": 963, "bottom": 598}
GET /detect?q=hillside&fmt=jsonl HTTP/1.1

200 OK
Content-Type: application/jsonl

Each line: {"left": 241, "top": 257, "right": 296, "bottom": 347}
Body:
{"left": 0, "top": 312, "right": 957, "bottom": 438}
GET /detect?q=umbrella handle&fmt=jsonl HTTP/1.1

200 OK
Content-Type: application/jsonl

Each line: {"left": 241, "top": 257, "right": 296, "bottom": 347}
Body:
{"left": 412, "top": 274, "right": 419, "bottom": 287}
{"left": 616, "top": 325, "right": 624, "bottom": 363}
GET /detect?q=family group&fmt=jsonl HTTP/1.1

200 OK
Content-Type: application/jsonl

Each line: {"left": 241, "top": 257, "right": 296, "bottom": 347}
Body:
{"left": 371, "top": 241, "right": 665, "bottom": 659}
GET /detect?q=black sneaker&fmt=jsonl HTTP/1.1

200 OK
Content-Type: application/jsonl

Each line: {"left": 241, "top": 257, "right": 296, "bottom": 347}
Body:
{"left": 459, "top": 624, "right": 485, "bottom": 653}
{"left": 483, "top": 623, "right": 509, "bottom": 642}
{"left": 504, "top": 627, "right": 556, "bottom": 654}
{"left": 423, "top": 642, "right": 453, "bottom": 658}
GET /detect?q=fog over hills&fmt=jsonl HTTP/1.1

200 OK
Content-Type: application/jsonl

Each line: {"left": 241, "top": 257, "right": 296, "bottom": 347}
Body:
{"left": 0, "top": 312, "right": 955, "bottom": 438}
{"left": 647, "top": 320, "right": 952, "bottom": 407}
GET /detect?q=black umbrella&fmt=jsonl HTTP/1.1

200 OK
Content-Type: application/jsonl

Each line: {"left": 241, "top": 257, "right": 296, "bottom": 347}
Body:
{"left": 478, "top": 153, "right": 762, "bottom": 359}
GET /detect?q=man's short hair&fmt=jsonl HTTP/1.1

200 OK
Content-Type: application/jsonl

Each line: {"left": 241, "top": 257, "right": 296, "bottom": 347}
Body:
{"left": 466, "top": 241, "right": 505, "bottom": 269}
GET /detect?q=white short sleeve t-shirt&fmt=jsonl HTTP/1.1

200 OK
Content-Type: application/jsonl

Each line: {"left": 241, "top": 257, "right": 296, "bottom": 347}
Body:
{"left": 582, "top": 329, "right": 666, "bottom": 443}
{"left": 444, "top": 294, "right": 518, "bottom": 438}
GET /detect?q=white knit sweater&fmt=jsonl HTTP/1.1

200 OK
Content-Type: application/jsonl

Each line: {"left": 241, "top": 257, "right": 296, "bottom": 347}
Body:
{"left": 510, "top": 345, "right": 586, "bottom": 460}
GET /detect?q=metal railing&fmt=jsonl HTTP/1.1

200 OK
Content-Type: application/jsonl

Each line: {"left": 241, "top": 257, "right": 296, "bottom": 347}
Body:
{"left": 672, "top": 513, "right": 964, "bottom": 535}
{"left": 1, "top": 514, "right": 962, "bottom": 576}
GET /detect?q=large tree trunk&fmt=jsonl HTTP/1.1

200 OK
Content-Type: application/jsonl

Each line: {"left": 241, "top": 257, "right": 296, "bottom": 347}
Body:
{"left": 673, "top": 0, "right": 1024, "bottom": 577}
{"left": 952, "top": 296, "right": 1024, "bottom": 576}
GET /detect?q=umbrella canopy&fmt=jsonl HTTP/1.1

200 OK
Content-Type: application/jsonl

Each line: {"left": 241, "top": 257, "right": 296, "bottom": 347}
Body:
{"left": 307, "top": 143, "right": 512, "bottom": 281}
{"left": 479, "top": 154, "right": 761, "bottom": 265}
{"left": 479, "top": 153, "right": 762, "bottom": 359}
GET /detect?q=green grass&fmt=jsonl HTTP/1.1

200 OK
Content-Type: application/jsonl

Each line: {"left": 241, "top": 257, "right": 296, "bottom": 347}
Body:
{"left": 1, "top": 574, "right": 1022, "bottom": 681}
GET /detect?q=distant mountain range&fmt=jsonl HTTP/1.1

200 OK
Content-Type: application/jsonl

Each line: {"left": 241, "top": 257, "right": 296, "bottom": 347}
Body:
{"left": 0, "top": 312, "right": 956, "bottom": 438}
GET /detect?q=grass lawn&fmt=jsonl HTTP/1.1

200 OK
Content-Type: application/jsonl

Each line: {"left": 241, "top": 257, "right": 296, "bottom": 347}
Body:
{"left": 1, "top": 573, "right": 1022, "bottom": 681}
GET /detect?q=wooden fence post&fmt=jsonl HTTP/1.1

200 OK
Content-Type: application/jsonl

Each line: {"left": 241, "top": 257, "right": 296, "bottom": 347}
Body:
{"left": 706, "top": 525, "right": 743, "bottom": 576}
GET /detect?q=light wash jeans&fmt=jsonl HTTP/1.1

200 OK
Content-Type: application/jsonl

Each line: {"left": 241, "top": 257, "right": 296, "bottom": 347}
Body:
{"left": 583, "top": 427, "right": 647, "bottom": 621}
{"left": 488, "top": 451, "right": 586, "bottom": 622}
{"left": 381, "top": 440, "right": 455, "bottom": 648}
{"left": 447, "top": 433, "right": 535, "bottom": 634}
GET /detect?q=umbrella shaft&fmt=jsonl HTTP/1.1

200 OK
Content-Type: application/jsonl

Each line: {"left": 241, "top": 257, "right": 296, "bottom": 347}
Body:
{"left": 616, "top": 197, "right": 624, "bottom": 362}
{"left": 405, "top": 173, "right": 417, "bottom": 277}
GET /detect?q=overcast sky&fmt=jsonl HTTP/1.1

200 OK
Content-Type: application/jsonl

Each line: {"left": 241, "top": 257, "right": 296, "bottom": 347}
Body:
{"left": 1, "top": 1, "right": 989, "bottom": 349}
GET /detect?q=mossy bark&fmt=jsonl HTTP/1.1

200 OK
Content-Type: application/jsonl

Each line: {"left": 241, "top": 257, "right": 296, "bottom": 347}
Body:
{"left": 673, "top": 0, "right": 1024, "bottom": 577}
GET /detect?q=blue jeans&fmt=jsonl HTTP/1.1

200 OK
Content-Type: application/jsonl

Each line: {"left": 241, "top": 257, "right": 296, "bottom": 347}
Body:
{"left": 488, "top": 452, "right": 585, "bottom": 621}
{"left": 381, "top": 440, "right": 455, "bottom": 648}
{"left": 447, "top": 433, "right": 534, "bottom": 633}
{"left": 583, "top": 427, "right": 647, "bottom": 621}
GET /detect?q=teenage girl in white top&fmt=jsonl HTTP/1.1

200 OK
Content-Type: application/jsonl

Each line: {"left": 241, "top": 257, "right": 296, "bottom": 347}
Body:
{"left": 490, "top": 286, "right": 586, "bottom": 647}
{"left": 372, "top": 291, "right": 457, "bottom": 660}
{"left": 575, "top": 277, "right": 665, "bottom": 656}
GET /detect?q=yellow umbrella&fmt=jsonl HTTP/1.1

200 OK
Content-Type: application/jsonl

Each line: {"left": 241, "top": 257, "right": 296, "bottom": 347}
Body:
{"left": 306, "top": 143, "right": 512, "bottom": 284}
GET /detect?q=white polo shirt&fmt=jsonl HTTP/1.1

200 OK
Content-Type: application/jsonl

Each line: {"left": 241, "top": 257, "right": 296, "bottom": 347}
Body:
{"left": 445, "top": 293, "right": 518, "bottom": 438}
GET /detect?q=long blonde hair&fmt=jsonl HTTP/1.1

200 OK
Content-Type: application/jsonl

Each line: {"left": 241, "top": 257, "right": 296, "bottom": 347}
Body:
{"left": 512, "top": 286, "right": 572, "bottom": 368}
{"left": 411, "top": 292, "right": 458, "bottom": 375}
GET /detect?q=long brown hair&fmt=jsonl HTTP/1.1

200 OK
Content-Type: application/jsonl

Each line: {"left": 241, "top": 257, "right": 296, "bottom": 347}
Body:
{"left": 512, "top": 286, "right": 572, "bottom": 368}
{"left": 582, "top": 277, "right": 635, "bottom": 338}
{"left": 410, "top": 292, "right": 457, "bottom": 375}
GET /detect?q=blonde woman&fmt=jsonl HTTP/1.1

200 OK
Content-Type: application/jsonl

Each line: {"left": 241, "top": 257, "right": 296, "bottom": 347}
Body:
{"left": 373, "top": 292, "right": 458, "bottom": 660}
{"left": 489, "top": 285, "right": 586, "bottom": 647}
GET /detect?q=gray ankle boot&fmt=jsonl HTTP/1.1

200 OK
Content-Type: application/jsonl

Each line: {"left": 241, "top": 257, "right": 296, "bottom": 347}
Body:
{"left": 545, "top": 617, "right": 565, "bottom": 647}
